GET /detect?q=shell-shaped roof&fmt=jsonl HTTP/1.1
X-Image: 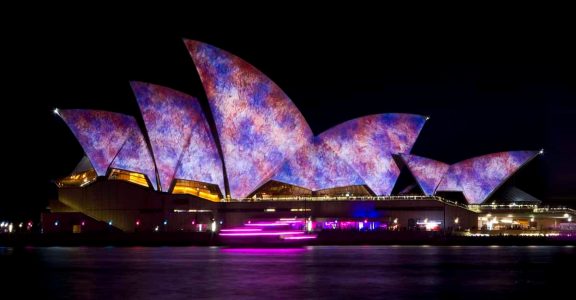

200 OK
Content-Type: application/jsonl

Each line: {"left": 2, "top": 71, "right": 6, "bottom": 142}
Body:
{"left": 185, "top": 40, "right": 313, "bottom": 198}
{"left": 436, "top": 151, "right": 539, "bottom": 204}
{"left": 319, "top": 114, "right": 427, "bottom": 195}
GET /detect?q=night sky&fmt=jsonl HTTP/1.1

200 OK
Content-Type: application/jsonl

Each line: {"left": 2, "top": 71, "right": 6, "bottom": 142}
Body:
{"left": 3, "top": 8, "right": 574, "bottom": 220}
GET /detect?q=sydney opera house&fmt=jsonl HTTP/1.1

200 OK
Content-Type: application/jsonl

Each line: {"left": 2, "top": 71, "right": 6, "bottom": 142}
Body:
{"left": 44, "top": 40, "right": 567, "bottom": 234}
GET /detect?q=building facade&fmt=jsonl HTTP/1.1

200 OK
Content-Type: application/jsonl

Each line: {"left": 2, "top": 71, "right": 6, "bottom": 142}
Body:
{"left": 45, "top": 40, "right": 559, "bottom": 235}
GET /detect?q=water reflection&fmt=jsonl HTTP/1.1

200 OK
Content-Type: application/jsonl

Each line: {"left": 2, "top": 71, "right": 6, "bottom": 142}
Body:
{"left": 1, "top": 246, "right": 574, "bottom": 299}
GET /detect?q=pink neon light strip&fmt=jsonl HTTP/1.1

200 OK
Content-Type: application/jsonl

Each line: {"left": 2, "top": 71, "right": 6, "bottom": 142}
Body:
{"left": 281, "top": 235, "right": 317, "bottom": 240}
{"left": 219, "top": 231, "right": 304, "bottom": 236}
{"left": 220, "top": 228, "right": 262, "bottom": 232}
{"left": 244, "top": 223, "right": 292, "bottom": 226}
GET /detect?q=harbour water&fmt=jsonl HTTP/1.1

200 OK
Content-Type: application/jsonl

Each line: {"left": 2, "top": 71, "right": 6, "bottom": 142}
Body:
{"left": 1, "top": 246, "right": 574, "bottom": 299}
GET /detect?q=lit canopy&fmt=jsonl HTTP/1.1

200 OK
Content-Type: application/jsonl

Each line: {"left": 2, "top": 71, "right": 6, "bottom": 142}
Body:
{"left": 58, "top": 40, "right": 540, "bottom": 202}
{"left": 436, "top": 151, "right": 539, "bottom": 204}
{"left": 272, "top": 138, "right": 365, "bottom": 191}
{"left": 110, "top": 117, "right": 158, "bottom": 190}
{"left": 132, "top": 82, "right": 223, "bottom": 192}
{"left": 186, "top": 40, "right": 313, "bottom": 198}
{"left": 320, "top": 114, "right": 427, "bottom": 195}
{"left": 400, "top": 154, "right": 449, "bottom": 196}
{"left": 58, "top": 109, "right": 133, "bottom": 176}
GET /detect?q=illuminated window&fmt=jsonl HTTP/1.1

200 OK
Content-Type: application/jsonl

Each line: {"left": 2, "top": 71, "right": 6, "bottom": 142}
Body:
{"left": 108, "top": 169, "right": 150, "bottom": 188}
{"left": 172, "top": 179, "right": 222, "bottom": 202}
{"left": 56, "top": 169, "right": 97, "bottom": 187}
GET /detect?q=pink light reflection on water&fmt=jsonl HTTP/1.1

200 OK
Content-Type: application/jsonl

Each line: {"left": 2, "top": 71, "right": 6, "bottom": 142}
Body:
{"left": 220, "top": 248, "right": 308, "bottom": 254}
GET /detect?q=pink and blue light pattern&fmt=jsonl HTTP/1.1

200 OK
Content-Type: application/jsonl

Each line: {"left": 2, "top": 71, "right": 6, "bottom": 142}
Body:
{"left": 436, "top": 151, "right": 539, "bottom": 204}
{"left": 174, "top": 100, "right": 225, "bottom": 195}
{"left": 400, "top": 154, "right": 449, "bottom": 196}
{"left": 59, "top": 109, "right": 133, "bottom": 176}
{"left": 110, "top": 117, "right": 158, "bottom": 190}
{"left": 132, "top": 82, "right": 207, "bottom": 192}
{"left": 272, "top": 138, "right": 365, "bottom": 190}
{"left": 320, "top": 114, "right": 427, "bottom": 195}
{"left": 186, "top": 40, "right": 313, "bottom": 198}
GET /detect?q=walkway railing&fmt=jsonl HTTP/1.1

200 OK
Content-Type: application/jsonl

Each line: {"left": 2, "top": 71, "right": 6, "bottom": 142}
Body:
{"left": 471, "top": 204, "right": 576, "bottom": 214}
{"left": 232, "top": 195, "right": 471, "bottom": 210}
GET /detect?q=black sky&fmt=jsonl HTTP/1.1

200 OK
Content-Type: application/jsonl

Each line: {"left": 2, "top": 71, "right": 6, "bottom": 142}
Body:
{"left": 3, "top": 7, "right": 575, "bottom": 220}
